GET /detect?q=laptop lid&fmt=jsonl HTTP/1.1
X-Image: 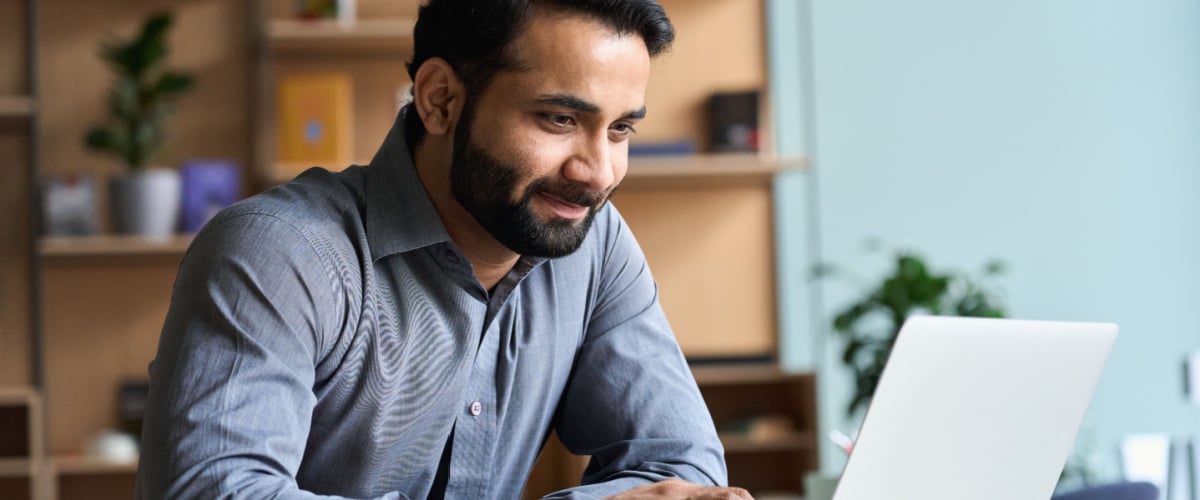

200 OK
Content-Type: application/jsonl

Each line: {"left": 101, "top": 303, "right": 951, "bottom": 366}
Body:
{"left": 832, "top": 316, "right": 1117, "bottom": 500}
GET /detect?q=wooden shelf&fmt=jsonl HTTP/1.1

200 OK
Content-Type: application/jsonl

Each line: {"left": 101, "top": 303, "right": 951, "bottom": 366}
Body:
{"left": 719, "top": 432, "right": 816, "bottom": 454}
{"left": 0, "top": 387, "right": 38, "bottom": 407}
{"left": 623, "top": 154, "right": 806, "bottom": 189}
{"left": 51, "top": 456, "right": 137, "bottom": 475}
{"left": 691, "top": 363, "right": 796, "bottom": 386}
{"left": 267, "top": 18, "right": 416, "bottom": 51}
{"left": 39, "top": 235, "right": 193, "bottom": 259}
{"left": 0, "top": 95, "right": 35, "bottom": 118}
{"left": 0, "top": 458, "right": 34, "bottom": 477}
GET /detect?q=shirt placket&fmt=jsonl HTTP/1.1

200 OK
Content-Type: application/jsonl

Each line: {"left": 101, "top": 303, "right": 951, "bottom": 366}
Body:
{"left": 443, "top": 313, "right": 502, "bottom": 498}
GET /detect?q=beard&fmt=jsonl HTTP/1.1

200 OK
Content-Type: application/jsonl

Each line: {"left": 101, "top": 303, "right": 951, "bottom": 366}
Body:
{"left": 449, "top": 106, "right": 612, "bottom": 258}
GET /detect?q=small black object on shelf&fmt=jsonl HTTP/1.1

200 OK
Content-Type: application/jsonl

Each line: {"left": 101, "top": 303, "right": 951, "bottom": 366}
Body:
{"left": 707, "top": 90, "right": 760, "bottom": 153}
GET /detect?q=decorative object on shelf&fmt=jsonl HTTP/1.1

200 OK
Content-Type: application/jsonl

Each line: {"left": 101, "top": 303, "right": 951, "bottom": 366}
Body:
{"left": 296, "top": 0, "right": 356, "bottom": 23}
{"left": 109, "top": 170, "right": 182, "bottom": 237}
{"left": 83, "top": 12, "right": 196, "bottom": 237}
{"left": 85, "top": 429, "right": 139, "bottom": 464}
{"left": 180, "top": 159, "right": 241, "bottom": 233}
{"left": 813, "top": 242, "right": 1007, "bottom": 416}
{"left": 42, "top": 174, "right": 99, "bottom": 236}
{"left": 117, "top": 380, "right": 150, "bottom": 445}
{"left": 276, "top": 72, "right": 353, "bottom": 177}
{"left": 707, "top": 90, "right": 759, "bottom": 153}
{"left": 628, "top": 139, "right": 698, "bottom": 157}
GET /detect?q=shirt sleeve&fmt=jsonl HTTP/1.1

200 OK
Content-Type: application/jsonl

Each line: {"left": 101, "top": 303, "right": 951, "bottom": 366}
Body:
{"left": 135, "top": 212, "right": 396, "bottom": 500}
{"left": 544, "top": 207, "right": 728, "bottom": 499}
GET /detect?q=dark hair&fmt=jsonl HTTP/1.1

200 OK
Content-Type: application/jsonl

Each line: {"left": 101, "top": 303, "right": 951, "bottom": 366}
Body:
{"left": 403, "top": 0, "right": 675, "bottom": 143}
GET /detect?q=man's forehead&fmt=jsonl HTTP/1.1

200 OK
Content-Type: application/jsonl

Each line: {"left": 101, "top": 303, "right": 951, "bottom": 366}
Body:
{"left": 507, "top": 7, "right": 649, "bottom": 68}
{"left": 491, "top": 11, "right": 651, "bottom": 115}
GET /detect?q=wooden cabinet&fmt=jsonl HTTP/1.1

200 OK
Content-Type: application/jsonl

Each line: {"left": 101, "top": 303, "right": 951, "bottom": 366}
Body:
{"left": 695, "top": 366, "right": 819, "bottom": 495}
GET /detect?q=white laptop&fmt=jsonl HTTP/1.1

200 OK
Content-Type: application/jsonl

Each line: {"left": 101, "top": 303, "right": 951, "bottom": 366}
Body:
{"left": 832, "top": 316, "right": 1118, "bottom": 500}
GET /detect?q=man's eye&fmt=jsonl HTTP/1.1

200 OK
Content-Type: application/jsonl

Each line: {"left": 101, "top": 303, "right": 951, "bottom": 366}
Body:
{"left": 545, "top": 114, "right": 575, "bottom": 127}
{"left": 612, "top": 123, "right": 638, "bottom": 135}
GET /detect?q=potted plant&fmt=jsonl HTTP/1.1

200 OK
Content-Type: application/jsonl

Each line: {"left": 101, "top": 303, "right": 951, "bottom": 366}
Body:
{"left": 814, "top": 245, "right": 1008, "bottom": 417}
{"left": 84, "top": 12, "right": 195, "bottom": 237}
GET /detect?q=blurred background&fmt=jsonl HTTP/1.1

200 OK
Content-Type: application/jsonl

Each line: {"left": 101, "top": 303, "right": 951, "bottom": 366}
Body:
{"left": 0, "top": 0, "right": 1197, "bottom": 499}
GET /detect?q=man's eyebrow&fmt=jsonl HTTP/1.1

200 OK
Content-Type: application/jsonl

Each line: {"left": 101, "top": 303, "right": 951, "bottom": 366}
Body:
{"left": 535, "top": 95, "right": 600, "bottom": 114}
{"left": 534, "top": 95, "right": 647, "bottom": 120}
{"left": 622, "top": 107, "right": 647, "bottom": 120}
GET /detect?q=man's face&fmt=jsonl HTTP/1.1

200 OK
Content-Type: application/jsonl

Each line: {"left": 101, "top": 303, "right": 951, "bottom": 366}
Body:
{"left": 449, "top": 9, "right": 651, "bottom": 258}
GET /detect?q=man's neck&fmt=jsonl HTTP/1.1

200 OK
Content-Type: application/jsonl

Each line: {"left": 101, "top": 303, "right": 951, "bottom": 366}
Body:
{"left": 412, "top": 136, "right": 520, "bottom": 291}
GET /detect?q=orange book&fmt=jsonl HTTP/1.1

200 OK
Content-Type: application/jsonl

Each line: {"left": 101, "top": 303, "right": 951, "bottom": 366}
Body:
{"left": 276, "top": 72, "right": 353, "bottom": 171}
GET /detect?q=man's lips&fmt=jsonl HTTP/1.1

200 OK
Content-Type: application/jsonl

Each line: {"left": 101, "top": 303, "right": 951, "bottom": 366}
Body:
{"left": 538, "top": 192, "right": 590, "bottom": 220}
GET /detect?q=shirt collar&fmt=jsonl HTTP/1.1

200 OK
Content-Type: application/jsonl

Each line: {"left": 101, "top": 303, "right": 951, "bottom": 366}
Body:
{"left": 366, "top": 109, "right": 454, "bottom": 261}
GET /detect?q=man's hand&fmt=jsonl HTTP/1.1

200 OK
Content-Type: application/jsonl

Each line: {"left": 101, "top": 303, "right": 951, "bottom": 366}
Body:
{"left": 604, "top": 479, "right": 754, "bottom": 499}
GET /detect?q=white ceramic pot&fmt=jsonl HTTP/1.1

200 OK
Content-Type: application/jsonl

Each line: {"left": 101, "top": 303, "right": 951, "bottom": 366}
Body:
{"left": 109, "top": 168, "right": 181, "bottom": 237}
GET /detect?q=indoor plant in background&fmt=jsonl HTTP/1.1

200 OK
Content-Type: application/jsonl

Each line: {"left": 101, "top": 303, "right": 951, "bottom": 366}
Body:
{"left": 84, "top": 12, "right": 195, "bottom": 237}
{"left": 814, "top": 243, "right": 1008, "bottom": 417}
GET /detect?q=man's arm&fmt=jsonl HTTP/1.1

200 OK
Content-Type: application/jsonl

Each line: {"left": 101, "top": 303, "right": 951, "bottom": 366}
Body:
{"left": 135, "top": 212, "right": 392, "bottom": 500}
{"left": 544, "top": 208, "right": 733, "bottom": 499}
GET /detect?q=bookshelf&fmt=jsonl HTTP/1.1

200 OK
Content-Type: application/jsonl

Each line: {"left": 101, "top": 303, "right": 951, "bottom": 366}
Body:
{"left": 0, "top": 96, "right": 35, "bottom": 118}
{"left": 18, "top": 3, "right": 250, "bottom": 499}
{"left": 696, "top": 367, "right": 819, "bottom": 493}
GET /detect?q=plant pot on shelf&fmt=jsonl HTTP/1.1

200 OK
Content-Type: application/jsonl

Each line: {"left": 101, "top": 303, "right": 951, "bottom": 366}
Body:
{"left": 109, "top": 168, "right": 181, "bottom": 237}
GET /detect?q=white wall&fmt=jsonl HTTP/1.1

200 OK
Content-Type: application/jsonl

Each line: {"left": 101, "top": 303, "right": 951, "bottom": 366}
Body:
{"left": 770, "top": 0, "right": 1200, "bottom": 475}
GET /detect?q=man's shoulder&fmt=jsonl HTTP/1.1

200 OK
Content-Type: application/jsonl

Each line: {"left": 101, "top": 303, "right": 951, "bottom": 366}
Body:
{"left": 195, "top": 166, "right": 369, "bottom": 266}
{"left": 220, "top": 166, "right": 365, "bottom": 226}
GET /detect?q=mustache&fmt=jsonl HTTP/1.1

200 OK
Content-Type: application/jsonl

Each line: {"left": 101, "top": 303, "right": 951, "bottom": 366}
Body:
{"left": 528, "top": 179, "right": 614, "bottom": 208}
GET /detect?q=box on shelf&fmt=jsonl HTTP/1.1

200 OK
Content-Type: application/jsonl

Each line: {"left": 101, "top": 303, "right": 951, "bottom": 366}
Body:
{"left": 707, "top": 90, "right": 760, "bottom": 153}
{"left": 276, "top": 72, "right": 354, "bottom": 176}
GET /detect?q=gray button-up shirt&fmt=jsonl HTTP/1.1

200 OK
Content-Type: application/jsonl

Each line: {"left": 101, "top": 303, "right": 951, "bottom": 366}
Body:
{"left": 136, "top": 114, "right": 726, "bottom": 499}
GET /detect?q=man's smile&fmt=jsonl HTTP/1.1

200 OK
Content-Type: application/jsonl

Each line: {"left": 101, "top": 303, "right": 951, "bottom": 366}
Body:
{"left": 537, "top": 191, "right": 590, "bottom": 220}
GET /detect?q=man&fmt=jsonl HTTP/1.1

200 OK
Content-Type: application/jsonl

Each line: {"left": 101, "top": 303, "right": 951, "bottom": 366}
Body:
{"left": 137, "top": 1, "right": 751, "bottom": 498}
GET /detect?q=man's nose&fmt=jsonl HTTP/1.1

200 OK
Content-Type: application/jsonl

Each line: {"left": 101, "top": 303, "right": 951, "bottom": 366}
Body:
{"left": 562, "top": 132, "right": 615, "bottom": 192}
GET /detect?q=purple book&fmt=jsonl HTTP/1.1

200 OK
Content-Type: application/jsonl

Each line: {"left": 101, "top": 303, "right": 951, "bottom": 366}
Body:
{"left": 180, "top": 160, "right": 242, "bottom": 234}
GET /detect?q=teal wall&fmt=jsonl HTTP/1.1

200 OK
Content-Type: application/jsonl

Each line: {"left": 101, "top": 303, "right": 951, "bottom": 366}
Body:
{"left": 768, "top": 0, "right": 1200, "bottom": 475}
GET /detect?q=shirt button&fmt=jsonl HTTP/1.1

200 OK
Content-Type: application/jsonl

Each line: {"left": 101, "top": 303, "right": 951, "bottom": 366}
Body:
{"left": 444, "top": 250, "right": 459, "bottom": 264}
{"left": 469, "top": 401, "right": 482, "bottom": 416}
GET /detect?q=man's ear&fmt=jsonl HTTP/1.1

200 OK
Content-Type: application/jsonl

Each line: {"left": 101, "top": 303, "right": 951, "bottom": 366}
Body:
{"left": 412, "top": 58, "right": 466, "bottom": 137}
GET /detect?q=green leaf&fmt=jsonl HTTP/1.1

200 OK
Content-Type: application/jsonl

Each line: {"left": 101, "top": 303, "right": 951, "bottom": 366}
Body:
{"left": 842, "top": 339, "right": 864, "bottom": 364}
{"left": 84, "top": 128, "right": 117, "bottom": 152}
{"left": 833, "top": 302, "right": 873, "bottom": 333}
{"left": 139, "top": 13, "right": 173, "bottom": 43}
{"left": 154, "top": 72, "right": 194, "bottom": 95}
